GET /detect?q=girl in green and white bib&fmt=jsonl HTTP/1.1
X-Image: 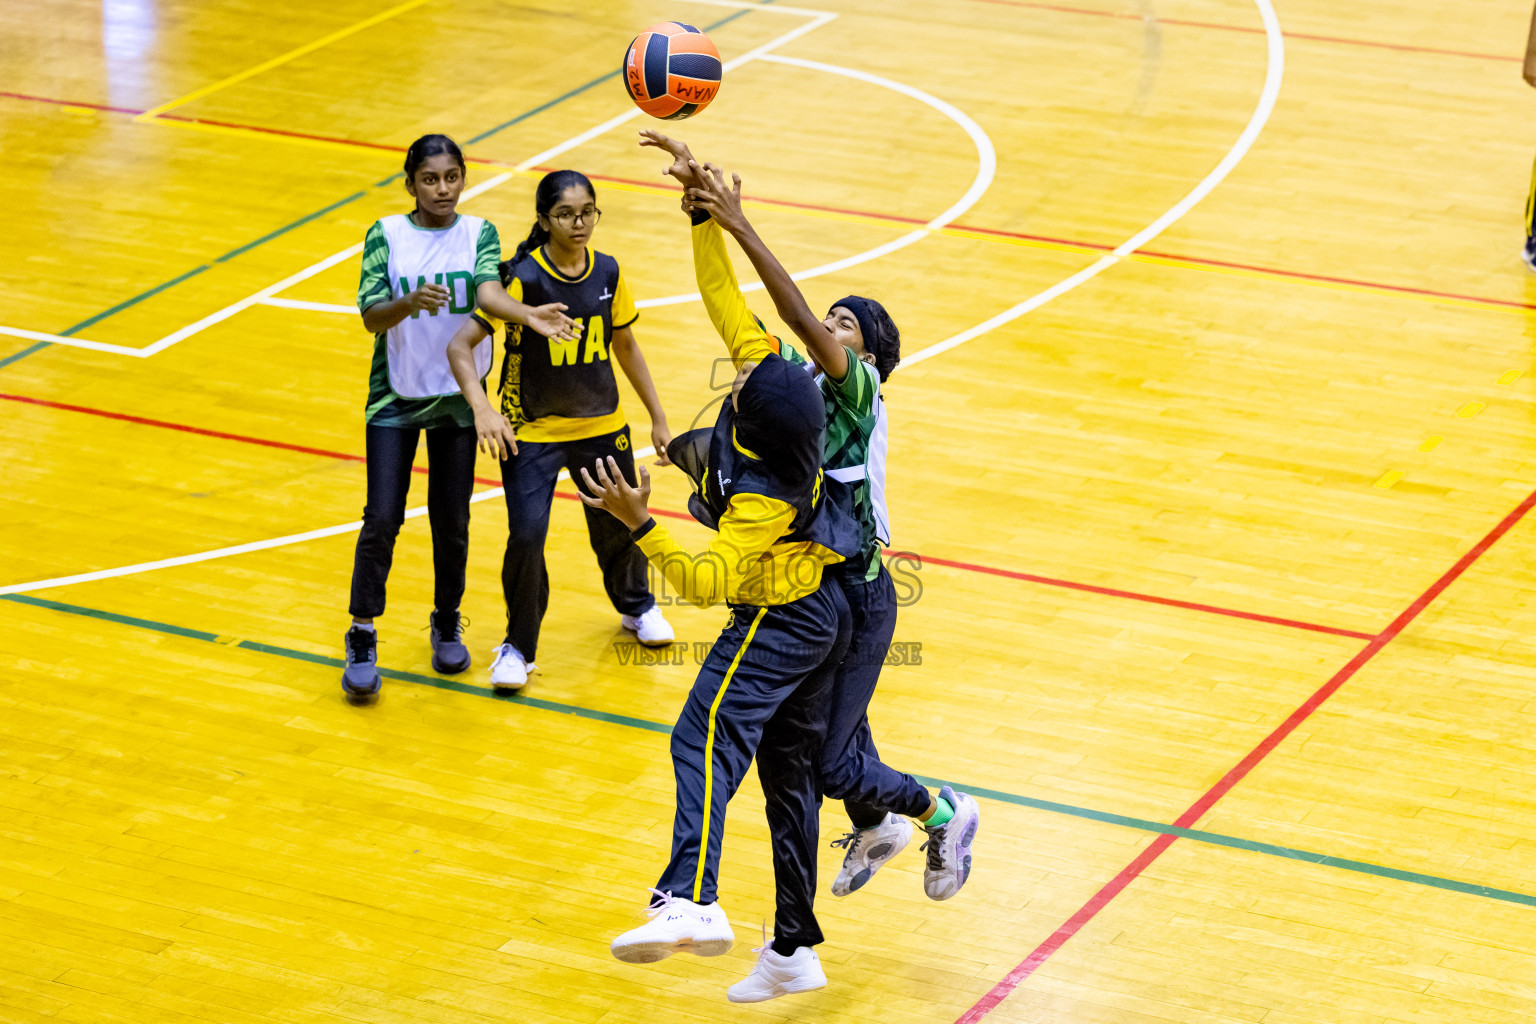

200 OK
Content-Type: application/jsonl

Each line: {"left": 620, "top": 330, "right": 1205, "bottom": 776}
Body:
{"left": 341, "top": 134, "right": 576, "bottom": 701}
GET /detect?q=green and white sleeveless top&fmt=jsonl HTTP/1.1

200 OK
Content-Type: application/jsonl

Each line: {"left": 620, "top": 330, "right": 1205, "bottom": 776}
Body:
{"left": 356, "top": 213, "right": 501, "bottom": 428}
{"left": 816, "top": 353, "right": 889, "bottom": 581}
{"left": 776, "top": 336, "right": 889, "bottom": 581}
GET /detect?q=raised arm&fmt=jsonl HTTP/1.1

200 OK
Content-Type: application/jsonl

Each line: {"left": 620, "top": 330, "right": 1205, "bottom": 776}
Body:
{"left": 640, "top": 131, "right": 790, "bottom": 370}
{"left": 684, "top": 162, "right": 850, "bottom": 381}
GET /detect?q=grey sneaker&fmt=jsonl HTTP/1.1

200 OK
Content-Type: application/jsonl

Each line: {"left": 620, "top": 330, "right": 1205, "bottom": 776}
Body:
{"left": 430, "top": 610, "right": 470, "bottom": 674}
{"left": 830, "top": 813, "right": 912, "bottom": 896}
{"left": 342, "top": 626, "right": 381, "bottom": 700}
{"left": 920, "top": 786, "right": 979, "bottom": 900}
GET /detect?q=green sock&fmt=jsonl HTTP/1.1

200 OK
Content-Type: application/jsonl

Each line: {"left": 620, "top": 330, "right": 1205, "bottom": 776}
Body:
{"left": 924, "top": 796, "right": 954, "bottom": 828}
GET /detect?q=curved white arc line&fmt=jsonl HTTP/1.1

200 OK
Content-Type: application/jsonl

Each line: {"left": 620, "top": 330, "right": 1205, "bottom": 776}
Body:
{"left": 900, "top": 0, "right": 1283, "bottom": 371}
{"left": 0, "top": 450, "right": 655, "bottom": 596}
{"left": 636, "top": 55, "right": 996, "bottom": 310}
{"left": 761, "top": 53, "right": 997, "bottom": 232}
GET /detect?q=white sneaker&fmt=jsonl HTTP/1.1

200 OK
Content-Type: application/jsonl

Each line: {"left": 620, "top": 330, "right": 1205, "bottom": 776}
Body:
{"left": 920, "top": 785, "right": 980, "bottom": 901}
{"left": 489, "top": 643, "right": 532, "bottom": 692}
{"left": 830, "top": 813, "right": 912, "bottom": 897}
{"left": 610, "top": 890, "right": 734, "bottom": 963}
{"left": 727, "top": 941, "right": 826, "bottom": 1003}
{"left": 621, "top": 606, "right": 674, "bottom": 647}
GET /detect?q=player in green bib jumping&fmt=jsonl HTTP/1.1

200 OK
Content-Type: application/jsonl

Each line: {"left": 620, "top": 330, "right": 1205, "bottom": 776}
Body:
{"left": 445, "top": 170, "right": 675, "bottom": 691}
{"left": 343, "top": 135, "right": 577, "bottom": 702}
{"left": 641, "top": 131, "right": 979, "bottom": 931}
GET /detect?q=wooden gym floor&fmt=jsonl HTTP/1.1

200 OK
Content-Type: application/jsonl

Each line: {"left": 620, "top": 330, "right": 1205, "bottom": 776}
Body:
{"left": 5, "top": 0, "right": 1536, "bottom": 1020}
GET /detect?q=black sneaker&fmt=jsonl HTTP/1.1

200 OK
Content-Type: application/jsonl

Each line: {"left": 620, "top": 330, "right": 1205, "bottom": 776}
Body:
{"left": 430, "top": 610, "right": 471, "bottom": 674}
{"left": 1522, "top": 236, "right": 1536, "bottom": 272}
{"left": 342, "top": 626, "right": 381, "bottom": 701}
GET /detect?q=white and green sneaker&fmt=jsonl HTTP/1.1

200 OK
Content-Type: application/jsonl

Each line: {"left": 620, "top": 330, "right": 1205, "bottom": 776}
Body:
{"left": 921, "top": 786, "right": 979, "bottom": 901}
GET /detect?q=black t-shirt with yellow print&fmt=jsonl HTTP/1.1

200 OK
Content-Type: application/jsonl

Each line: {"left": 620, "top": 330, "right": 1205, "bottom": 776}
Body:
{"left": 493, "top": 246, "right": 638, "bottom": 444}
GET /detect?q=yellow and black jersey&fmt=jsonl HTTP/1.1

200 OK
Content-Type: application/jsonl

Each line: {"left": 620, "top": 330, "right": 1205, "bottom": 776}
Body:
{"left": 496, "top": 247, "right": 637, "bottom": 443}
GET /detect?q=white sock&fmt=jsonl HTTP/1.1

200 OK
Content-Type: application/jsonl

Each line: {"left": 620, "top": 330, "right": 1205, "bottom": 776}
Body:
{"left": 352, "top": 622, "right": 375, "bottom": 632}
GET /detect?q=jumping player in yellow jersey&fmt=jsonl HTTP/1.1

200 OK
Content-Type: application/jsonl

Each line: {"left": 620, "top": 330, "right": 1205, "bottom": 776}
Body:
{"left": 581, "top": 326, "right": 860, "bottom": 1003}
{"left": 640, "top": 129, "right": 979, "bottom": 956}
{"left": 445, "top": 170, "right": 675, "bottom": 691}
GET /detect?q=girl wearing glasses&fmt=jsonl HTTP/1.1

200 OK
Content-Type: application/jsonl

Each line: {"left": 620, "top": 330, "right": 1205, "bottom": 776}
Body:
{"left": 446, "top": 169, "right": 674, "bottom": 691}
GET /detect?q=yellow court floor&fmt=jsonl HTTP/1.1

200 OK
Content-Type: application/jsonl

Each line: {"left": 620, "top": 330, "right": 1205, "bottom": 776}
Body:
{"left": 6, "top": 0, "right": 1536, "bottom": 1021}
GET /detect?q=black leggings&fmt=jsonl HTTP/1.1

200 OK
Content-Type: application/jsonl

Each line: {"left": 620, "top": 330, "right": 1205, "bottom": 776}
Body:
{"left": 499, "top": 426, "right": 654, "bottom": 661}
{"left": 348, "top": 422, "right": 477, "bottom": 619}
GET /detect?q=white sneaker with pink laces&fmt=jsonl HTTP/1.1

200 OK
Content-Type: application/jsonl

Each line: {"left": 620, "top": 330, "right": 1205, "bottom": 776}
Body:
{"left": 610, "top": 889, "right": 734, "bottom": 964}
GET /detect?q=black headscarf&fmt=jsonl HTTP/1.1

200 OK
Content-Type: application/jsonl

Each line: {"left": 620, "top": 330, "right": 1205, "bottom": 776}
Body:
{"left": 732, "top": 352, "right": 826, "bottom": 494}
{"left": 830, "top": 295, "right": 881, "bottom": 365}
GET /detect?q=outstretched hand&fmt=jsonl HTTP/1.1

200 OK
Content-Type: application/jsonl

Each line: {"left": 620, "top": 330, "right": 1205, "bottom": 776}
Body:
{"left": 683, "top": 162, "right": 749, "bottom": 235}
{"left": 639, "top": 129, "right": 702, "bottom": 190}
{"left": 524, "top": 302, "right": 580, "bottom": 341}
{"left": 578, "top": 456, "right": 652, "bottom": 531}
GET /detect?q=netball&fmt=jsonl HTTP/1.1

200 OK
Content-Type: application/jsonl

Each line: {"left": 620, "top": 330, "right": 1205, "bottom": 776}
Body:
{"left": 623, "top": 22, "right": 722, "bottom": 120}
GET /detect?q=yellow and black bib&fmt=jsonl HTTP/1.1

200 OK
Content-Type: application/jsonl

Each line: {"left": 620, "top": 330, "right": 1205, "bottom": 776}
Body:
{"left": 498, "top": 247, "right": 637, "bottom": 433}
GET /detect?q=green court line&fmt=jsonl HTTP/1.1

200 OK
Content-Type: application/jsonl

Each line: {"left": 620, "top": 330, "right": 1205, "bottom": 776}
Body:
{"left": 61, "top": 264, "right": 212, "bottom": 335}
{"left": 5, "top": 590, "right": 1534, "bottom": 910}
{"left": 213, "top": 190, "right": 369, "bottom": 263}
{"left": 928, "top": 781, "right": 1536, "bottom": 908}
{"left": 0, "top": 342, "right": 51, "bottom": 370}
{"left": 1, "top": 593, "right": 668, "bottom": 734}
{"left": 2, "top": 2, "right": 772, "bottom": 373}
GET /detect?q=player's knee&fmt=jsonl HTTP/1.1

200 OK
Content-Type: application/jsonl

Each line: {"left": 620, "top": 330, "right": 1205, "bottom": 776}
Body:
{"left": 819, "top": 756, "right": 859, "bottom": 799}
{"left": 504, "top": 515, "right": 545, "bottom": 549}
{"left": 360, "top": 506, "right": 405, "bottom": 534}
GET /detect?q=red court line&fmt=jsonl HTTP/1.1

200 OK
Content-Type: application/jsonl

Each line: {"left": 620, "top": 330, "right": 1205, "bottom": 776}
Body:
{"left": 0, "top": 390, "right": 1361, "bottom": 636}
{"left": 957, "top": 485, "right": 1536, "bottom": 1022}
{"left": 961, "top": 0, "right": 1521, "bottom": 62}
{"left": 0, "top": 90, "right": 142, "bottom": 115}
{"left": 913, "top": 552, "right": 1376, "bottom": 641}
{"left": 164, "top": 114, "right": 417, "bottom": 156}
{"left": 0, "top": 91, "right": 498, "bottom": 164}
{"left": 0, "top": 392, "right": 502, "bottom": 487}
{"left": 938, "top": 223, "right": 1536, "bottom": 313}
{"left": 6, "top": 89, "right": 1533, "bottom": 316}
{"left": 1133, "top": 249, "right": 1536, "bottom": 311}
{"left": 556, "top": 171, "right": 1536, "bottom": 314}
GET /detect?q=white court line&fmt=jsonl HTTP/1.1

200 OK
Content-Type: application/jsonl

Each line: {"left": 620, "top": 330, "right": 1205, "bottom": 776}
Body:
{"left": 260, "top": 297, "right": 357, "bottom": 314}
{"left": 0, "top": 0, "right": 835, "bottom": 359}
{"left": 899, "top": 0, "right": 1284, "bottom": 370}
{"left": 0, "top": 452, "right": 657, "bottom": 597}
{"left": 635, "top": 52, "right": 997, "bottom": 309}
